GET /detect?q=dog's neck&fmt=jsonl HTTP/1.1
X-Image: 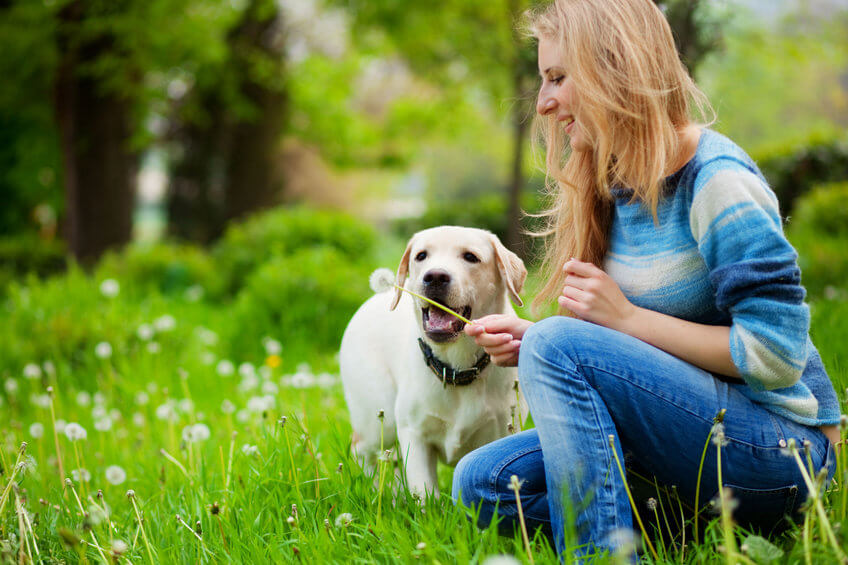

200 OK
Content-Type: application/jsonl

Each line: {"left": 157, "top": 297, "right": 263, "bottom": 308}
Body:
{"left": 418, "top": 338, "right": 490, "bottom": 386}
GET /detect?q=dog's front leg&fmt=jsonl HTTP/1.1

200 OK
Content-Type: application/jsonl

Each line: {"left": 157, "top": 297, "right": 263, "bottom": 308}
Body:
{"left": 397, "top": 426, "right": 439, "bottom": 499}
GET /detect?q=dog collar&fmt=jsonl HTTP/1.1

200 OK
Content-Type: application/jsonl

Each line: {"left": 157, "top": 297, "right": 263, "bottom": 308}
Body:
{"left": 417, "top": 338, "right": 490, "bottom": 387}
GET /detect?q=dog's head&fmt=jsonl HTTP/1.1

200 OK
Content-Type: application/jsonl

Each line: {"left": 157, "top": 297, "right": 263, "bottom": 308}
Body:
{"left": 389, "top": 226, "right": 526, "bottom": 343}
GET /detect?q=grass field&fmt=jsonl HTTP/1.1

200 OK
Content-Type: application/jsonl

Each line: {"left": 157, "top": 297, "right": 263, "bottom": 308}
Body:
{"left": 1, "top": 250, "right": 846, "bottom": 564}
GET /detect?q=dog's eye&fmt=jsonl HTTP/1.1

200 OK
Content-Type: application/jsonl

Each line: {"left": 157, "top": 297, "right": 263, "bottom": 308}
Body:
{"left": 463, "top": 252, "right": 480, "bottom": 264}
{"left": 415, "top": 251, "right": 427, "bottom": 261}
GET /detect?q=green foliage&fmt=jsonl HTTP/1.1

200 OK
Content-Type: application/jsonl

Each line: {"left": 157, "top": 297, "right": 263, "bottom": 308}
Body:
{"left": 213, "top": 207, "right": 379, "bottom": 296}
{"left": 226, "top": 246, "right": 371, "bottom": 360}
{"left": 788, "top": 182, "right": 848, "bottom": 298}
{"left": 758, "top": 137, "right": 848, "bottom": 213}
{"left": 0, "top": 235, "right": 66, "bottom": 295}
{"left": 96, "top": 241, "right": 223, "bottom": 299}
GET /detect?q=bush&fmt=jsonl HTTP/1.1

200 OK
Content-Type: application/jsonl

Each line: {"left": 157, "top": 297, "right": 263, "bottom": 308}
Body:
{"left": 213, "top": 206, "right": 378, "bottom": 296}
{"left": 757, "top": 136, "right": 848, "bottom": 214}
{"left": 95, "top": 241, "right": 222, "bottom": 300}
{"left": 787, "top": 182, "right": 848, "bottom": 298}
{"left": 224, "top": 246, "right": 371, "bottom": 361}
{"left": 0, "top": 234, "right": 66, "bottom": 295}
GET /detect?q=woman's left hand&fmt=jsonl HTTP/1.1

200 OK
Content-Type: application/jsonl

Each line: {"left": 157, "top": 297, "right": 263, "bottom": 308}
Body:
{"left": 559, "top": 258, "right": 638, "bottom": 332}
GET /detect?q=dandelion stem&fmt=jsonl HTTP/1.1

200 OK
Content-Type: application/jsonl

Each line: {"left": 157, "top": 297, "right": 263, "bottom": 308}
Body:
{"left": 391, "top": 284, "right": 472, "bottom": 325}
{"left": 15, "top": 487, "right": 37, "bottom": 562}
{"left": 48, "top": 389, "right": 67, "bottom": 493}
{"left": 159, "top": 448, "right": 192, "bottom": 482}
{"left": 129, "top": 494, "right": 157, "bottom": 564}
{"left": 608, "top": 435, "right": 658, "bottom": 560}
{"left": 510, "top": 475, "right": 535, "bottom": 565}
{"left": 715, "top": 436, "right": 740, "bottom": 565}
{"left": 376, "top": 414, "right": 386, "bottom": 526}
{"left": 694, "top": 409, "right": 725, "bottom": 545}
{"left": 67, "top": 480, "right": 110, "bottom": 563}
{"left": 282, "top": 421, "right": 301, "bottom": 501}
{"left": 0, "top": 443, "right": 26, "bottom": 517}
{"left": 802, "top": 507, "right": 813, "bottom": 565}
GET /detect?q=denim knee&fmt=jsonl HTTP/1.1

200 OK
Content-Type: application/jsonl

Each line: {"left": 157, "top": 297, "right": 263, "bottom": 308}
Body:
{"left": 519, "top": 316, "right": 589, "bottom": 385}
{"left": 451, "top": 450, "right": 485, "bottom": 508}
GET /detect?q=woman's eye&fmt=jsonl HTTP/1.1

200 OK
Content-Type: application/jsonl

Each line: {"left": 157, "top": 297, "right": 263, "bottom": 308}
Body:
{"left": 415, "top": 251, "right": 427, "bottom": 261}
{"left": 551, "top": 75, "right": 565, "bottom": 85}
{"left": 463, "top": 252, "right": 480, "bottom": 264}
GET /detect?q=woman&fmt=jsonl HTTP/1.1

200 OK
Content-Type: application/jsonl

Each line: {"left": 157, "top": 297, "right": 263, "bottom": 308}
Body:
{"left": 451, "top": 0, "right": 841, "bottom": 559}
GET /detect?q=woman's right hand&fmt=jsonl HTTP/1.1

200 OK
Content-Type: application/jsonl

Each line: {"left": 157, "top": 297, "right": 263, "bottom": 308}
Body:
{"left": 464, "top": 314, "right": 534, "bottom": 367}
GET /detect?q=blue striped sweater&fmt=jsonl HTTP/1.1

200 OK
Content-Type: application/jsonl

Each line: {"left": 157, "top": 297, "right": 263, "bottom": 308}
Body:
{"left": 604, "top": 128, "right": 841, "bottom": 426}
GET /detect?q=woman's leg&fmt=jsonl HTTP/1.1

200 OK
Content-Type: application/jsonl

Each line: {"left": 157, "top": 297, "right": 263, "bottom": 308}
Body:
{"left": 452, "top": 429, "right": 553, "bottom": 540}
{"left": 518, "top": 316, "right": 834, "bottom": 558}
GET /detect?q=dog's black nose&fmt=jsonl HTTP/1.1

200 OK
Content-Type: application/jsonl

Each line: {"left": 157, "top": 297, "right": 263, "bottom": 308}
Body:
{"left": 423, "top": 269, "right": 451, "bottom": 287}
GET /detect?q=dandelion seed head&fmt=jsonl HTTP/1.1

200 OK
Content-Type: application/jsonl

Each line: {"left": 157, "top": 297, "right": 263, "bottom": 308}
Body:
{"left": 111, "top": 540, "right": 128, "bottom": 556}
{"left": 30, "top": 393, "right": 50, "bottom": 409}
{"left": 286, "top": 515, "right": 296, "bottom": 526}
{"left": 76, "top": 391, "right": 92, "bottom": 407}
{"left": 416, "top": 542, "right": 427, "bottom": 550}
{"left": 146, "top": 342, "right": 161, "bottom": 354}
{"left": 153, "top": 314, "right": 176, "bottom": 332}
{"left": 94, "top": 417, "right": 113, "bottom": 432}
{"left": 238, "top": 362, "right": 257, "bottom": 379}
{"left": 71, "top": 468, "right": 91, "bottom": 482}
{"left": 126, "top": 489, "right": 135, "bottom": 498}
{"left": 43, "top": 361, "right": 56, "bottom": 377}
{"left": 64, "top": 422, "right": 88, "bottom": 442}
{"left": 132, "top": 413, "right": 146, "bottom": 427}
{"left": 221, "top": 399, "right": 236, "bottom": 414}
{"left": 241, "top": 444, "right": 259, "bottom": 456}
{"left": 262, "top": 337, "right": 282, "bottom": 355}
{"left": 184, "top": 285, "right": 204, "bottom": 302}
{"left": 182, "top": 423, "right": 211, "bottom": 443}
{"left": 99, "top": 279, "right": 120, "bottom": 298}
{"left": 29, "top": 422, "right": 44, "bottom": 439}
{"left": 216, "top": 360, "right": 235, "bottom": 377}
{"left": 334, "top": 513, "right": 353, "bottom": 527}
{"left": 481, "top": 556, "right": 522, "bottom": 565}
{"left": 646, "top": 497, "right": 657, "bottom": 511}
{"left": 4, "top": 378, "right": 19, "bottom": 395}
{"left": 369, "top": 268, "right": 396, "bottom": 294}
{"left": 94, "top": 342, "right": 112, "bottom": 360}
{"left": 137, "top": 323, "right": 154, "bottom": 341}
{"left": 105, "top": 465, "right": 127, "bottom": 485}
{"left": 23, "top": 363, "right": 42, "bottom": 380}
{"left": 135, "top": 391, "right": 149, "bottom": 406}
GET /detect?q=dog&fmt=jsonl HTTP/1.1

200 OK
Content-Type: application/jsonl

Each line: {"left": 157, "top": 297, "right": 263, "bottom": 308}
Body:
{"left": 339, "top": 226, "right": 528, "bottom": 497}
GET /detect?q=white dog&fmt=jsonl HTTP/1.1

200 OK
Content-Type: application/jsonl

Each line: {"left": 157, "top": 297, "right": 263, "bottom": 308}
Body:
{"left": 340, "top": 226, "right": 528, "bottom": 497}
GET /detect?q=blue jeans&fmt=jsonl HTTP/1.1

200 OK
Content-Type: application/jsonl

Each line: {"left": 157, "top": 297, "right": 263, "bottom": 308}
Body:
{"left": 452, "top": 317, "right": 836, "bottom": 559}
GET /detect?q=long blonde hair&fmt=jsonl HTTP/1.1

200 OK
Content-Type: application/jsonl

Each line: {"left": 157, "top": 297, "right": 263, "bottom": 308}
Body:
{"left": 527, "top": 0, "right": 713, "bottom": 313}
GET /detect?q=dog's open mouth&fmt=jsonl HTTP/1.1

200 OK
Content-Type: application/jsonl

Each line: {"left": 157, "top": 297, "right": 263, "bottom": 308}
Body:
{"left": 422, "top": 304, "right": 472, "bottom": 342}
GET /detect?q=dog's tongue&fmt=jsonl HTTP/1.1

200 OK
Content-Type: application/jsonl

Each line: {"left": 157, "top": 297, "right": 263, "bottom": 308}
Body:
{"left": 427, "top": 308, "right": 456, "bottom": 332}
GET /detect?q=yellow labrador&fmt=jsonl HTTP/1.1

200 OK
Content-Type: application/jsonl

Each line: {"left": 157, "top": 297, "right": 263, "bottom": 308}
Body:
{"left": 340, "top": 226, "right": 528, "bottom": 497}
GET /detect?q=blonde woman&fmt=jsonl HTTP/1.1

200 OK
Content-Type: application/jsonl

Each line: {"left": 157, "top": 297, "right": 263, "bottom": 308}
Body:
{"left": 451, "top": 0, "right": 841, "bottom": 559}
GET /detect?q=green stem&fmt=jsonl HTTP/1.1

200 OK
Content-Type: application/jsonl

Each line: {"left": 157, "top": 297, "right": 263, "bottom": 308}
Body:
{"left": 392, "top": 285, "right": 472, "bottom": 325}
{"left": 608, "top": 435, "right": 658, "bottom": 560}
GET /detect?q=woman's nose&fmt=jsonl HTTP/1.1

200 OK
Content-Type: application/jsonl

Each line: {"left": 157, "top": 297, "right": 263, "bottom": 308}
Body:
{"left": 536, "top": 94, "right": 556, "bottom": 116}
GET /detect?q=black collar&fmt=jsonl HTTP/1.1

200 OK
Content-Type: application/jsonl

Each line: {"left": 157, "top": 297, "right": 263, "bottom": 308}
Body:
{"left": 417, "top": 338, "right": 490, "bottom": 387}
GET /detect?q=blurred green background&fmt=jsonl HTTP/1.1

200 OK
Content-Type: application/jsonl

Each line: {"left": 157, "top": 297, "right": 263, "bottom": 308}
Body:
{"left": 0, "top": 0, "right": 847, "bottom": 366}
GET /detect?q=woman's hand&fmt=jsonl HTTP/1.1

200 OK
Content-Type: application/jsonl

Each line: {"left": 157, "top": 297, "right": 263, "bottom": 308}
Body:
{"left": 559, "top": 258, "right": 637, "bottom": 332}
{"left": 464, "top": 314, "right": 534, "bottom": 367}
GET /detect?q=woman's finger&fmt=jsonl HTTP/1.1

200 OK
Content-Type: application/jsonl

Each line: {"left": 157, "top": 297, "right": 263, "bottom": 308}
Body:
{"left": 564, "top": 258, "right": 604, "bottom": 278}
{"left": 485, "top": 340, "right": 520, "bottom": 356}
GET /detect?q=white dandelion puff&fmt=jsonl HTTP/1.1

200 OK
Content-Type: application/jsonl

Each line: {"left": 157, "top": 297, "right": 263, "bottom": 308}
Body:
{"left": 55, "top": 419, "right": 67, "bottom": 434}
{"left": 146, "top": 342, "right": 161, "bottom": 354}
{"left": 137, "top": 323, "right": 154, "bottom": 341}
{"left": 241, "top": 444, "right": 259, "bottom": 456}
{"left": 260, "top": 380, "right": 279, "bottom": 396}
{"left": 30, "top": 394, "right": 50, "bottom": 409}
{"left": 155, "top": 403, "right": 178, "bottom": 423}
{"left": 238, "top": 362, "right": 257, "bottom": 379}
{"left": 181, "top": 423, "right": 211, "bottom": 443}
{"left": 94, "top": 417, "right": 113, "bottom": 432}
{"left": 216, "top": 360, "right": 235, "bottom": 377}
{"left": 105, "top": 465, "right": 127, "bottom": 485}
{"left": 4, "top": 378, "right": 19, "bottom": 395}
{"left": 95, "top": 342, "right": 112, "bottom": 359}
{"left": 71, "top": 468, "right": 92, "bottom": 482}
{"left": 178, "top": 398, "right": 194, "bottom": 413}
{"left": 369, "top": 268, "right": 396, "bottom": 294}
{"left": 29, "top": 422, "right": 44, "bottom": 439}
{"left": 64, "top": 422, "right": 88, "bottom": 442}
{"left": 92, "top": 405, "right": 108, "bottom": 419}
{"left": 43, "top": 361, "right": 56, "bottom": 377}
{"left": 76, "top": 391, "right": 92, "bottom": 407}
{"left": 153, "top": 314, "right": 176, "bottom": 332}
{"left": 111, "top": 540, "right": 129, "bottom": 555}
{"left": 132, "top": 413, "right": 146, "bottom": 427}
{"left": 184, "top": 285, "right": 204, "bottom": 302}
{"left": 99, "top": 279, "right": 120, "bottom": 298}
{"left": 247, "top": 395, "right": 275, "bottom": 413}
{"left": 200, "top": 351, "right": 216, "bottom": 366}
{"left": 220, "top": 400, "right": 236, "bottom": 414}
{"left": 94, "top": 392, "right": 106, "bottom": 406}
{"left": 334, "top": 513, "right": 354, "bottom": 527}
{"left": 134, "top": 391, "right": 149, "bottom": 406}
{"left": 23, "top": 363, "right": 42, "bottom": 380}
{"left": 262, "top": 337, "right": 282, "bottom": 355}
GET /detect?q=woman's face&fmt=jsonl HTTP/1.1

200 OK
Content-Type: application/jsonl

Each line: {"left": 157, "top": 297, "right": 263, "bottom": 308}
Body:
{"left": 536, "top": 37, "right": 591, "bottom": 152}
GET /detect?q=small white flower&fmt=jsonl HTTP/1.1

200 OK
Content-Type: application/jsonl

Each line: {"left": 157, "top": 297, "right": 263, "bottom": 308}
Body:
{"left": 247, "top": 395, "right": 275, "bottom": 413}
{"left": 76, "top": 391, "right": 92, "bottom": 407}
{"left": 137, "top": 324, "right": 154, "bottom": 341}
{"left": 99, "top": 279, "right": 120, "bottom": 298}
{"left": 369, "top": 268, "right": 396, "bottom": 294}
{"left": 238, "top": 362, "right": 256, "bottom": 379}
{"left": 153, "top": 314, "right": 176, "bottom": 332}
{"left": 220, "top": 400, "right": 236, "bottom": 414}
{"left": 64, "top": 422, "right": 88, "bottom": 441}
{"left": 95, "top": 342, "right": 112, "bottom": 360}
{"left": 71, "top": 468, "right": 92, "bottom": 482}
{"left": 30, "top": 394, "right": 51, "bottom": 409}
{"left": 262, "top": 337, "right": 282, "bottom": 356}
{"left": 23, "top": 363, "right": 42, "bottom": 380}
{"left": 184, "top": 285, "right": 204, "bottom": 302}
{"left": 105, "top": 465, "right": 127, "bottom": 485}
{"left": 416, "top": 542, "right": 427, "bottom": 550}
{"left": 4, "top": 378, "right": 19, "bottom": 395}
{"left": 94, "top": 417, "right": 112, "bottom": 432}
{"left": 334, "top": 513, "right": 353, "bottom": 527}
{"left": 216, "top": 360, "right": 235, "bottom": 377}
{"left": 155, "top": 403, "right": 178, "bottom": 423}
{"left": 29, "top": 422, "right": 44, "bottom": 439}
{"left": 134, "top": 391, "right": 149, "bottom": 406}
{"left": 181, "top": 423, "right": 211, "bottom": 443}
{"left": 132, "top": 413, "right": 146, "bottom": 427}
{"left": 241, "top": 444, "right": 259, "bottom": 456}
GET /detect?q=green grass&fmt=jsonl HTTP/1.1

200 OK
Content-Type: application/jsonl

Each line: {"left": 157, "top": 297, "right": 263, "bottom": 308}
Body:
{"left": 0, "top": 257, "right": 846, "bottom": 563}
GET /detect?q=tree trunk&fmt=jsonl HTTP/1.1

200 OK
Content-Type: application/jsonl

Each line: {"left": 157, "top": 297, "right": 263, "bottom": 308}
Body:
{"left": 54, "top": 0, "right": 137, "bottom": 264}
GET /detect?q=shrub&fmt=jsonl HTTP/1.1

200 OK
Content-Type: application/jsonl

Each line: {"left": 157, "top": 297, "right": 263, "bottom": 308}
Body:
{"left": 757, "top": 135, "right": 848, "bottom": 214}
{"left": 96, "top": 241, "right": 223, "bottom": 299}
{"left": 0, "top": 234, "right": 66, "bottom": 295}
{"left": 787, "top": 182, "right": 848, "bottom": 298}
{"left": 224, "top": 246, "right": 371, "bottom": 361}
{"left": 213, "top": 206, "right": 378, "bottom": 296}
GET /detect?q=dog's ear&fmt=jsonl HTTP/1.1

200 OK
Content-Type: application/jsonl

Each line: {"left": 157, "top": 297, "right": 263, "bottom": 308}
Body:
{"left": 389, "top": 239, "right": 413, "bottom": 311}
{"left": 490, "top": 234, "right": 527, "bottom": 307}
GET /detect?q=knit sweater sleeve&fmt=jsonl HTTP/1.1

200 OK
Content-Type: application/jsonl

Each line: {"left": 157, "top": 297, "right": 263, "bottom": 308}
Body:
{"left": 689, "top": 164, "right": 809, "bottom": 391}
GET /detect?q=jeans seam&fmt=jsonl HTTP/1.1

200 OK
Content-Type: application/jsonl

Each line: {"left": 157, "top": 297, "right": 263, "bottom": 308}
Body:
{"left": 488, "top": 445, "right": 544, "bottom": 505}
